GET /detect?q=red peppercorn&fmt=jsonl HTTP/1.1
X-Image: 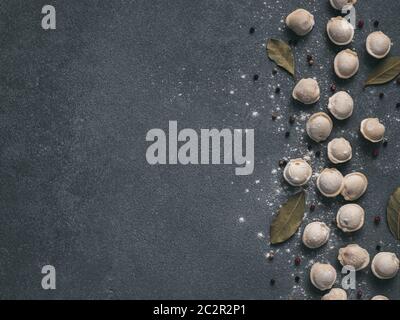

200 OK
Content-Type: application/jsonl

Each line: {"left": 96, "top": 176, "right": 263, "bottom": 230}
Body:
{"left": 357, "top": 289, "right": 363, "bottom": 299}
{"left": 330, "top": 84, "right": 336, "bottom": 92}
{"left": 294, "top": 257, "right": 301, "bottom": 266}
{"left": 374, "top": 216, "right": 381, "bottom": 224}
{"left": 372, "top": 149, "right": 379, "bottom": 157}
{"left": 309, "top": 204, "right": 316, "bottom": 212}
{"left": 357, "top": 20, "right": 364, "bottom": 29}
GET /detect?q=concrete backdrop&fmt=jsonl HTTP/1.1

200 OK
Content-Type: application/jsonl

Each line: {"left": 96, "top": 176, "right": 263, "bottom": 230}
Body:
{"left": 0, "top": 0, "right": 399, "bottom": 299}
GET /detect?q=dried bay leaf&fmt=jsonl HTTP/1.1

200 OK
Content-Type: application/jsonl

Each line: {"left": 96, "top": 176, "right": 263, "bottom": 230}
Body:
{"left": 387, "top": 187, "right": 400, "bottom": 240}
{"left": 267, "top": 39, "right": 295, "bottom": 76}
{"left": 365, "top": 56, "right": 400, "bottom": 86}
{"left": 270, "top": 191, "right": 306, "bottom": 244}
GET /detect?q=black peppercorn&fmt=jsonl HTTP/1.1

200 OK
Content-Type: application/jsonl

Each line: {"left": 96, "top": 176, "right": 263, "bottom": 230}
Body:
{"left": 383, "top": 140, "right": 388, "bottom": 147}
{"left": 379, "top": 92, "right": 384, "bottom": 99}
{"left": 376, "top": 245, "right": 382, "bottom": 251}
{"left": 357, "top": 289, "right": 363, "bottom": 299}
{"left": 272, "top": 69, "right": 278, "bottom": 75}
{"left": 272, "top": 112, "right": 278, "bottom": 121}
{"left": 294, "top": 276, "right": 300, "bottom": 283}
{"left": 289, "top": 115, "right": 296, "bottom": 124}
{"left": 373, "top": 20, "right": 379, "bottom": 28}
{"left": 279, "top": 159, "right": 287, "bottom": 168}
{"left": 310, "top": 204, "right": 316, "bottom": 212}
{"left": 253, "top": 74, "right": 259, "bottom": 81}
{"left": 330, "top": 84, "right": 336, "bottom": 92}
{"left": 285, "top": 131, "right": 290, "bottom": 138}
{"left": 270, "top": 279, "right": 275, "bottom": 286}
{"left": 249, "top": 27, "right": 255, "bottom": 34}
{"left": 374, "top": 216, "right": 381, "bottom": 224}
{"left": 275, "top": 87, "right": 281, "bottom": 94}
{"left": 396, "top": 103, "right": 400, "bottom": 109}
{"left": 315, "top": 150, "right": 321, "bottom": 158}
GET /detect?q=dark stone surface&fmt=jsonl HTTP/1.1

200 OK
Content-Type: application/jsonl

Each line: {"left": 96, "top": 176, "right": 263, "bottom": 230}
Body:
{"left": 0, "top": 0, "right": 399, "bottom": 299}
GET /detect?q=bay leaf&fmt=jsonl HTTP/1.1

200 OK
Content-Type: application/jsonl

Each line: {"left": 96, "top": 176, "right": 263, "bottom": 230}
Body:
{"left": 365, "top": 56, "right": 400, "bottom": 86}
{"left": 267, "top": 39, "right": 295, "bottom": 76}
{"left": 387, "top": 187, "right": 400, "bottom": 240}
{"left": 270, "top": 191, "right": 306, "bottom": 244}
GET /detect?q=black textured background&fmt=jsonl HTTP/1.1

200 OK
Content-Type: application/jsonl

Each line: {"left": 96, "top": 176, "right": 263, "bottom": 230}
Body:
{"left": 0, "top": 0, "right": 399, "bottom": 300}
